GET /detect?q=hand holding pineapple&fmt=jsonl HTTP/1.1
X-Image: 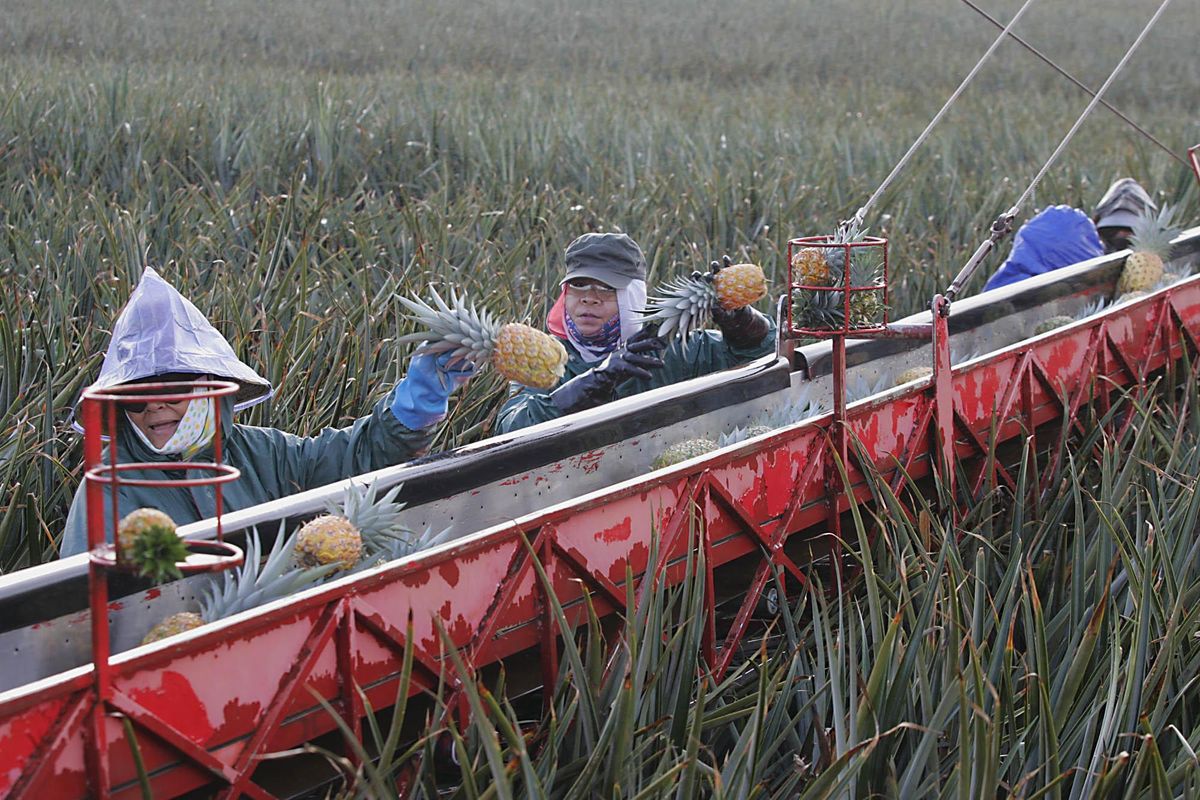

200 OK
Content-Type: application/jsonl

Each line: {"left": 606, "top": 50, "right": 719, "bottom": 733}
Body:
{"left": 641, "top": 255, "right": 769, "bottom": 341}
{"left": 397, "top": 288, "right": 568, "bottom": 391}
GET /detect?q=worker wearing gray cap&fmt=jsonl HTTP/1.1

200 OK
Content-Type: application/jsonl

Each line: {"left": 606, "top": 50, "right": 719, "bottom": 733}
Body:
{"left": 496, "top": 232, "right": 775, "bottom": 433}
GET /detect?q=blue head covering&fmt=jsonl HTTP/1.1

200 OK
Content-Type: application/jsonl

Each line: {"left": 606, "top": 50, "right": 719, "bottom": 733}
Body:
{"left": 983, "top": 205, "right": 1105, "bottom": 292}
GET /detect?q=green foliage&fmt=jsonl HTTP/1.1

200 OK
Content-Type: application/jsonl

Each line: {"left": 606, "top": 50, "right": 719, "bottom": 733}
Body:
{"left": 310, "top": 374, "right": 1200, "bottom": 798}
{"left": 2, "top": 0, "right": 1198, "bottom": 569}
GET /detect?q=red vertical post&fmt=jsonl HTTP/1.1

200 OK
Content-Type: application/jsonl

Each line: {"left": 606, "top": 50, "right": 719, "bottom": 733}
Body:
{"left": 81, "top": 396, "right": 113, "bottom": 800}
{"left": 931, "top": 296, "right": 956, "bottom": 508}
{"left": 537, "top": 535, "right": 559, "bottom": 710}
{"left": 212, "top": 390, "right": 225, "bottom": 543}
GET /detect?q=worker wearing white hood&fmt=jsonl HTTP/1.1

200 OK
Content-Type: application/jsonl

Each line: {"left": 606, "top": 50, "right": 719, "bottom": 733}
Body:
{"left": 59, "top": 267, "right": 470, "bottom": 557}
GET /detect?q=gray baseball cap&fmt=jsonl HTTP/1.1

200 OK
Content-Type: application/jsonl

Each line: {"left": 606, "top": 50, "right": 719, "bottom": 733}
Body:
{"left": 1093, "top": 177, "right": 1156, "bottom": 230}
{"left": 562, "top": 232, "right": 647, "bottom": 289}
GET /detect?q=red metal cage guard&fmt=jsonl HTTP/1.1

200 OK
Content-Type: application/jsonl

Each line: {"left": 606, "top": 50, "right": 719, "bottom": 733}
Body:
{"left": 79, "top": 379, "right": 244, "bottom": 800}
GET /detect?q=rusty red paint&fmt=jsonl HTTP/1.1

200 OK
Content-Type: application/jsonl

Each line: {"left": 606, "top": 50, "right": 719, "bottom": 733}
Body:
{"left": 498, "top": 474, "right": 530, "bottom": 486}
{"left": 593, "top": 517, "right": 632, "bottom": 544}
{"left": 438, "top": 558, "right": 461, "bottom": 588}
{"left": 573, "top": 450, "right": 605, "bottom": 474}
{"left": 125, "top": 671, "right": 215, "bottom": 745}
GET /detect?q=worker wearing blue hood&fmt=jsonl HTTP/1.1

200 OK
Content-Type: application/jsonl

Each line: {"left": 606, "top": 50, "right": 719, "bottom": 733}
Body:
{"left": 59, "top": 267, "right": 471, "bottom": 557}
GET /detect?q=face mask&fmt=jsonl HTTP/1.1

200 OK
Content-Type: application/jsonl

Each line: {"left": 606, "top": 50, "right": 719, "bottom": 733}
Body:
{"left": 127, "top": 398, "right": 216, "bottom": 459}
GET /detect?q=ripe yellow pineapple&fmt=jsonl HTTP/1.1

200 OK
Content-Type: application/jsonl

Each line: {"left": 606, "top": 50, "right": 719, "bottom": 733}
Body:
{"left": 117, "top": 508, "right": 189, "bottom": 584}
{"left": 791, "top": 247, "right": 830, "bottom": 286}
{"left": 293, "top": 481, "right": 411, "bottom": 570}
{"left": 294, "top": 516, "right": 362, "bottom": 570}
{"left": 643, "top": 257, "right": 768, "bottom": 340}
{"left": 398, "top": 288, "right": 568, "bottom": 390}
{"left": 713, "top": 263, "right": 769, "bottom": 310}
{"left": 895, "top": 366, "right": 933, "bottom": 387}
{"left": 142, "top": 612, "right": 204, "bottom": 644}
{"left": 142, "top": 527, "right": 339, "bottom": 646}
{"left": 1116, "top": 205, "right": 1180, "bottom": 295}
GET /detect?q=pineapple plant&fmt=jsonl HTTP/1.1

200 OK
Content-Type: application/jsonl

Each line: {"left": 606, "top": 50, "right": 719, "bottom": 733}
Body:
{"left": 397, "top": 287, "right": 568, "bottom": 390}
{"left": 652, "top": 438, "right": 719, "bottom": 470}
{"left": 791, "top": 224, "right": 885, "bottom": 331}
{"left": 642, "top": 257, "right": 768, "bottom": 340}
{"left": 293, "top": 480, "right": 416, "bottom": 571}
{"left": 117, "top": 508, "right": 190, "bottom": 584}
{"left": 142, "top": 526, "right": 338, "bottom": 645}
{"left": 1116, "top": 205, "right": 1180, "bottom": 295}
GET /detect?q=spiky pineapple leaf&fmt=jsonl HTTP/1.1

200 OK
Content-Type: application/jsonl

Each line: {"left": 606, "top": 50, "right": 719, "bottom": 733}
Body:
{"left": 128, "top": 527, "right": 189, "bottom": 584}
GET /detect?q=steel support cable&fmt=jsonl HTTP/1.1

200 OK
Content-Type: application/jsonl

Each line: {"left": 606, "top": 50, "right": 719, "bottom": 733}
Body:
{"left": 844, "top": 0, "right": 1040, "bottom": 234}
{"left": 958, "top": 0, "right": 1186, "bottom": 167}
{"left": 943, "top": 0, "right": 1176, "bottom": 305}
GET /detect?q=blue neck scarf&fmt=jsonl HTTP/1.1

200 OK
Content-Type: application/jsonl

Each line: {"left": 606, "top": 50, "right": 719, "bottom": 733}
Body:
{"left": 565, "top": 312, "right": 622, "bottom": 361}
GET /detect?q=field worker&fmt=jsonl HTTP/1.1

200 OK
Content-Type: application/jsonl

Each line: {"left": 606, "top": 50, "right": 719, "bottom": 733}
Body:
{"left": 59, "top": 267, "right": 472, "bottom": 557}
{"left": 983, "top": 205, "right": 1104, "bottom": 292}
{"left": 983, "top": 177, "right": 1157, "bottom": 292}
{"left": 1092, "top": 177, "right": 1156, "bottom": 254}
{"left": 495, "top": 232, "right": 776, "bottom": 433}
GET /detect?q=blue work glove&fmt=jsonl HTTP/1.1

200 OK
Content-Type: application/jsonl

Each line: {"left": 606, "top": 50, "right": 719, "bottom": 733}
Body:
{"left": 390, "top": 351, "right": 476, "bottom": 430}
{"left": 549, "top": 329, "right": 666, "bottom": 413}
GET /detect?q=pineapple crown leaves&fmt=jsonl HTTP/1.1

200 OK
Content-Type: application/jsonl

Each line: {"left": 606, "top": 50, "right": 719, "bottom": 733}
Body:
{"left": 1131, "top": 203, "right": 1182, "bottom": 259}
{"left": 395, "top": 286, "right": 503, "bottom": 368}
{"left": 357, "top": 524, "right": 456, "bottom": 570}
{"left": 1075, "top": 296, "right": 1111, "bottom": 320}
{"left": 127, "top": 526, "right": 189, "bottom": 584}
{"left": 325, "top": 480, "right": 415, "bottom": 555}
{"left": 641, "top": 273, "right": 716, "bottom": 341}
{"left": 200, "top": 523, "right": 339, "bottom": 621}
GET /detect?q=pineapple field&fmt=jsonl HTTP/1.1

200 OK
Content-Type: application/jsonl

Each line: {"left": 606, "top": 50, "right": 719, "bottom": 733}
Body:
{"left": 2, "top": 0, "right": 1200, "bottom": 795}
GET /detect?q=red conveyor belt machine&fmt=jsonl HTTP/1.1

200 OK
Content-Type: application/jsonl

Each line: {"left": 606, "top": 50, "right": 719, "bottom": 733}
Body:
{"left": 3, "top": 164, "right": 1200, "bottom": 795}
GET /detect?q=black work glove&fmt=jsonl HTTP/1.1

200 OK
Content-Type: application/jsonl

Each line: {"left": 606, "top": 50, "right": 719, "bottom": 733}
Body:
{"left": 708, "top": 255, "right": 770, "bottom": 347}
{"left": 550, "top": 329, "right": 667, "bottom": 413}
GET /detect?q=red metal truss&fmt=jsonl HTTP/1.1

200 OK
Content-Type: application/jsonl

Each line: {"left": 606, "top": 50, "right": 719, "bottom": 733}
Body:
{"left": 2, "top": 279, "right": 1200, "bottom": 798}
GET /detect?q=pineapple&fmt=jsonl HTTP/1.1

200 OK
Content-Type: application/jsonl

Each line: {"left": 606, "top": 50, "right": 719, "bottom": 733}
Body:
{"left": 1116, "top": 205, "right": 1180, "bottom": 295}
{"left": 895, "top": 366, "right": 933, "bottom": 387}
{"left": 142, "top": 526, "right": 337, "bottom": 646}
{"left": 142, "top": 612, "right": 204, "bottom": 644}
{"left": 791, "top": 247, "right": 831, "bottom": 286}
{"left": 642, "top": 259, "right": 768, "bottom": 340}
{"left": 293, "top": 516, "right": 363, "bottom": 571}
{"left": 293, "top": 481, "right": 413, "bottom": 571}
{"left": 791, "top": 224, "right": 885, "bottom": 331}
{"left": 117, "top": 508, "right": 189, "bottom": 584}
{"left": 397, "top": 287, "right": 568, "bottom": 390}
{"left": 714, "top": 262, "right": 769, "bottom": 310}
{"left": 652, "top": 438, "right": 719, "bottom": 470}
{"left": 1034, "top": 315, "right": 1075, "bottom": 336}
